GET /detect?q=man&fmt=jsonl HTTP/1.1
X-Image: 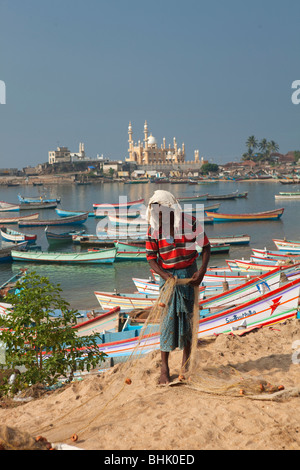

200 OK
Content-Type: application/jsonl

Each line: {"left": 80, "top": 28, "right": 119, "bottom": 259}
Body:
{"left": 145, "top": 190, "right": 211, "bottom": 385}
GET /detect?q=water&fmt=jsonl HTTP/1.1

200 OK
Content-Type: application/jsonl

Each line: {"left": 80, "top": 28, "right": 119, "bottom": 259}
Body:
{"left": 0, "top": 180, "right": 299, "bottom": 310}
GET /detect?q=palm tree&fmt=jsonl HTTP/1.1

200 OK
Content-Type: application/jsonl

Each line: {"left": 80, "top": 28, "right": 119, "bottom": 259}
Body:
{"left": 268, "top": 140, "right": 279, "bottom": 154}
{"left": 259, "top": 138, "right": 268, "bottom": 154}
{"left": 246, "top": 136, "right": 258, "bottom": 152}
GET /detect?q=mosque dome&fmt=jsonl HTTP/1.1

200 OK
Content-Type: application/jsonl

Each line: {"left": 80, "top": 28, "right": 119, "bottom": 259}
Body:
{"left": 148, "top": 134, "right": 157, "bottom": 146}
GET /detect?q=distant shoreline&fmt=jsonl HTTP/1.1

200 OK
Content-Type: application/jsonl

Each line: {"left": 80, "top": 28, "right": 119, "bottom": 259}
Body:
{"left": 0, "top": 175, "right": 283, "bottom": 186}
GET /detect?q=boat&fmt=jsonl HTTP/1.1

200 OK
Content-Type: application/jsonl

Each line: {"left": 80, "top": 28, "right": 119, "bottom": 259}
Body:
{"left": 275, "top": 192, "right": 300, "bottom": 199}
{"left": 0, "top": 226, "right": 37, "bottom": 244}
{"left": 93, "top": 198, "right": 144, "bottom": 211}
{"left": 45, "top": 227, "right": 86, "bottom": 245}
{"left": 18, "top": 194, "right": 61, "bottom": 204}
{"left": 73, "top": 307, "right": 124, "bottom": 337}
{"left": 182, "top": 203, "right": 220, "bottom": 214}
{"left": 124, "top": 179, "right": 149, "bottom": 184}
{"left": 114, "top": 241, "right": 147, "bottom": 261}
{"left": 252, "top": 248, "right": 300, "bottom": 262}
{"left": 0, "top": 213, "right": 39, "bottom": 225}
{"left": 205, "top": 208, "right": 284, "bottom": 222}
{"left": 108, "top": 214, "right": 148, "bottom": 228}
{"left": 93, "top": 278, "right": 300, "bottom": 360}
{"left": 279, "top": 179, "right": 300, "bottom": 185}
{"left": 0, "top": 302, "right": 12, "bottom": 317}
{"left": 0, "top": 269, "right": 27, "bottom": 298}
{"left": 0, "top": 201, "right": 20, "bottom": 212}
{"left": 273, "top": 239, "right": 300, "bottom": 253}
{"left": 19, "top": 201, "right": 58, "bottom": 210}
{"left": 206, "top": 191, "right": 239, "bottom": 200}
{"left": 227, "top": 259, "right": 293, "bottom": 272}
{"left": 177, "top": 194, "right": 208, "bottom": 203}
{"left": 94, "top": 291, "right": 159, "bottom": 311}
{"left": 0, "top": 242, "right": 28, "bottom": 262}
{"left": 18, "top": 212, "right": 89, "bottom": 227}
{"left": 56, "top": 208, "right": 95, "bottom": 218}
{"left": 208, "top": 234, "right": 250, "bottom": 245}
{"left": 11, "top": 247, "right": 117, "bottom": 264}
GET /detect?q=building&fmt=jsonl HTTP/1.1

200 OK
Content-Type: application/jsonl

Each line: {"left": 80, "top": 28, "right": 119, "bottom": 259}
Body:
{"left": 48, "top": 146, "right": 71, "bottom": 164}
{"left": 126, "top": 121, "right": 200, "bottom": 166}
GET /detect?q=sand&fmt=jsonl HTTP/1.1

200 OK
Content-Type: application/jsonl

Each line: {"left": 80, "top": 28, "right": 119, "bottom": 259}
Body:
{"left": 0, "top": 318, "right": 299, "bottom": 451}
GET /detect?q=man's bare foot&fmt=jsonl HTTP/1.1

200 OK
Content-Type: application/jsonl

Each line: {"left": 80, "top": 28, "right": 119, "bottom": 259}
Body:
{"left": 159, "top": 367, "right": 170, "bottom": 385}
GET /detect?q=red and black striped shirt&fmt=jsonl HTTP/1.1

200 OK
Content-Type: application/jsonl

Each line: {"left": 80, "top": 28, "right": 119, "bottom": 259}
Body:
{"left": 146, "top": 214, "right": 210, "bottom": 270}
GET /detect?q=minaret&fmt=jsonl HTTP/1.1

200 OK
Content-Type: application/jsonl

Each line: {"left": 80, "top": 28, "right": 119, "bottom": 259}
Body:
{"left": 144, "top": 120, "right": 148, "bottom": 150}
{"left": 128, "top": 121, "right": 133, "bottom": 161}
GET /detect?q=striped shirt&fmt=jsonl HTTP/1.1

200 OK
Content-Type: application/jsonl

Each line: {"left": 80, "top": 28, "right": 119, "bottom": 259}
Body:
{"left": 146, "top": 214, "right": 210, "bottom": 270}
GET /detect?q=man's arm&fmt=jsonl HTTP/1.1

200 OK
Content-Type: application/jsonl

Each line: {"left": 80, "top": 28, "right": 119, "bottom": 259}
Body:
{"left": 189, "top": 243, "right": 211, "bottom": 286}
{"left": 148, "top": 258, "right": 174, "bottom": 282}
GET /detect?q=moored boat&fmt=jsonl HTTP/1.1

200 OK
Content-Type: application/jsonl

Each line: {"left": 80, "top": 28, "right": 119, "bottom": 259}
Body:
{"left": 73, "top": 307, "right": 123, "bottom": 337}
{"left": 275, "top": 192, "right": 300, "bottom": 200}
{"left": 0, "top": 226, "right": 37, "bottom": 244}
{"left": 177, "top": 194, "right": 208, "bottom": 203}
{"left": 11, "top": 247, "right": 117, "bottom": 264}
{"left": 93, "top": 198, "right": 144, "bottom": 211}
{"left": 0, "top": 201, "right": 20, "bottom": 212}
{"left": 18, "top": 212, "right": 89, "bottom": 227}
{"left": 45, "top": 227, "right": 86, "bottom": 245}
{"left": 0, "top": 213, "right": 39, "bottom": 225}
{"left": 205, "top": 208, "right": 284, "bottom": 222}
{"left": 273, "top": 238, "right": 300, "bottom": 253}
{"left": 94, "top": 291, "right": 158, "bottom": 311}
{"left": 19, "top": 201, "right": 58, "bottom": 210}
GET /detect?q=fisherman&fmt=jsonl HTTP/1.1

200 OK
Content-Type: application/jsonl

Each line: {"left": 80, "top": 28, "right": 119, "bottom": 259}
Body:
{"left": 145, "top": 190, "right": 211, "bottom": 384}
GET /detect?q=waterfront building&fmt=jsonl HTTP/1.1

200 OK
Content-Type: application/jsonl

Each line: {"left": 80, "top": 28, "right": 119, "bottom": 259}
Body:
{"left": 48, "top": 146, "right": 71, "bottom": 164}
{"left": 126, "top": 120, "right": 202, "bottom": 166}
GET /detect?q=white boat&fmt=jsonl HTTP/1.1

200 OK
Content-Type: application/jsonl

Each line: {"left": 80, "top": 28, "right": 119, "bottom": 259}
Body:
{"left": 0, "top": 201, "right": 20, "bottom": 212}
{"left": 73, "top": 307, "right": 123, "bottom": 337}
{"left": 273, "top": 239, "right": 300, "bottom": 253}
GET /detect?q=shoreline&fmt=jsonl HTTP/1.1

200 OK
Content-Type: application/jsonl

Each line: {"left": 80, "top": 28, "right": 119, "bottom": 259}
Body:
{"left": 0, "top": 175, "right": 283, "bottom": 186}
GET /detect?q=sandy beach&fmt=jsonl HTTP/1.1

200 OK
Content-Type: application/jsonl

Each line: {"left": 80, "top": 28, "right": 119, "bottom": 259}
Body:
{"left": 0, "top": 317, "right": 299, "bottom": 451}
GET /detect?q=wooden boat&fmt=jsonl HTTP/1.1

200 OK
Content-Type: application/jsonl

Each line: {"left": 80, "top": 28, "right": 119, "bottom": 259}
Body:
{"left": 0, "top": 213, "right": 39, "bottom": 225}
{"left": 177, "top": 194, "right": 208, "bottom": 203}
{"left": 208, "top": 234, "right": 250, "bottom": 245}
{"left": 0, "top": 302, "right": 12, "bottom": 317}
{"left": 45, "top": 227, "right": 86, "bottom": 245}
{"left": 206, "top": 190, "right": 239, "bottom": 200}
{"left": 252, "top": 248, "right": 300, "bottom": 262}
{"left": 18, "top": 212, "right": 89, "bottom": 227}
{"left": 0, "top": 269, "right": 27, "bottom": 298}
{"left": 0, "top": 226, "right": 37, "bottom": 244}
{"left": 11, "top": 247, "right": 117, "bottom": 264}
{"left": 279, "top": 179, "right": 300, "bottom": 185}
{"left": 93, "top": 198, "right": 144, "bottom": 211}
{"left": 73, "top": 307, "right": 123, "bottom": 337}
{"left": 56, "top": 208, "right": 95, "bottom": 218}
{"left": 124, "top": 179, "right": 149, "bottom": 184}
{"left": 93, "top": 278, "right": 300, "bottom": 360}
{"left": 182, "top": 203, "right": 220, "bottom": 214}
{"left": 18, "top": 194, "right": 61, "bottom": 204}
{"left": 0, "top": 242, "right": 28, "bottom": 262}
{"left": 273, "top": 239, "right": 300, "bottom": 253}
{"left": 19, "top": 201, "right": 58, "bottom": 210}
{"left": 114, "top": 241, "right": 147, "bottom": 261}
{"left": 0, "top": 201, "right": 20, "bottom": 212}
{"left": 108, "top": 214, "right": 148, "bottom": 228}
{"left": 205, "top": 208, "right": 284, "bottom": 222}
{"left": 275, "top": 192, "right": 300, "bottom": 200}
{"left": 227, "top": 259, "right": 292, "bottom": 272}
{"left": 94, "top": 291, "right": 158, "bottom": 311}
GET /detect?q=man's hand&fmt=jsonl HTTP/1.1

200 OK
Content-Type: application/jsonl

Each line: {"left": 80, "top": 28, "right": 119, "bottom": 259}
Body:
{"left": 189, "top": 268, "right": 206, "bottom": 286}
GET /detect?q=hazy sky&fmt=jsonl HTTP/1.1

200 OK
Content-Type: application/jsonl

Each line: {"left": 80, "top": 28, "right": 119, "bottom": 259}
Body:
{"left": 1, "top": 0, "right": 300, "bottom": 168}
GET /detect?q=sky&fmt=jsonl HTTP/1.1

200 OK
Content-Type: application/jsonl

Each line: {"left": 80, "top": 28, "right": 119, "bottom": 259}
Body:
{"left": 1, "top": 0, "right": 300, "bottom": 168}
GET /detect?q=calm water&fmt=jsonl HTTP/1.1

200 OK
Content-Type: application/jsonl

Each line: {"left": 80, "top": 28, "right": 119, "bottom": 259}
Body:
{"left": 0, "top": 180, "right": 299, "bottom": 310}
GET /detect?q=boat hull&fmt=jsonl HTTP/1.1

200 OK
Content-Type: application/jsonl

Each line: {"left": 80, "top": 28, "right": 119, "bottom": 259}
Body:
{"left": 11, "top": 247, "right": 117, "bottom": 264}
{"left": 205, "top": 208, "right": 284, "bottom": 222}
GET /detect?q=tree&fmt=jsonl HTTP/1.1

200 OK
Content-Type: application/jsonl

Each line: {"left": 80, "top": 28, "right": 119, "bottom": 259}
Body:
{"left": 246, "top": 136, "right": 258, "bottom": 152}
{"left": 0, "top": 272, "right": 107, "bottom": 395}
{"left": 200, "top": 163, "right": 219, "bottom": 174}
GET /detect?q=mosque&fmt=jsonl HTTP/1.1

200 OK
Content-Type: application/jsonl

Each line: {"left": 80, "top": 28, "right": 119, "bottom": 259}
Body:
{"left": 126, "top": 121, "right": 201, "bottom": 166}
